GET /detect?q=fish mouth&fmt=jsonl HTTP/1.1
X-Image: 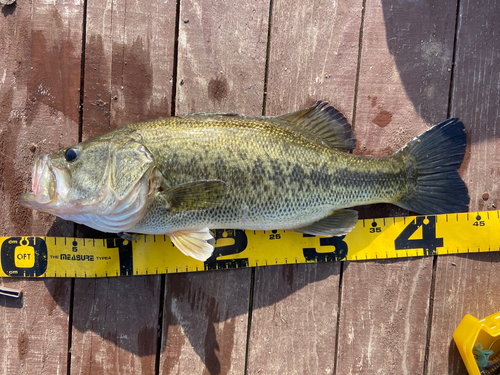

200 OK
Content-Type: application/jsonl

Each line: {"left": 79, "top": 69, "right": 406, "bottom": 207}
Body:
{"left": 18, "top": 154, "right": 71, "bottom": 211}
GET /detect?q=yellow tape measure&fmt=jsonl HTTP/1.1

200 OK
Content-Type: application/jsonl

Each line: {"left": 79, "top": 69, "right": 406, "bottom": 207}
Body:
{"left": 1, "top": 211, "right": 499, "bottom": 278}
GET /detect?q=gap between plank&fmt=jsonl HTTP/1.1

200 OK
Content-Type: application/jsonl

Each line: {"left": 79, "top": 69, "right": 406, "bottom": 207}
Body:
{"left": 66, "top": 278, "right": 76, "bottom": 375}
{"left": 170, "top": 0, "right": 181, "bottom": 117}
{"left": 332, "top": 262, "right": 344, "bottom": 375}
{"left": 69, "top": 0, "right": 88, "bottom": 372}
{"left": 78, "top": 0, "right": 88, "bottom": 143}
{"left": 244, "top": 268, "right": 256, "bottom": 375}
{"left": 423, "top": 1, "right": 461, "bottom": 374}
{"left": 155, "top": 1, "right": 180, "bottom": 371}
{"left": 350, "top": 0, "right": 367, "bottom": 131}
{"left": 423, "top": 256, "right": 438, "bottom": 375}
{"left": 446, "top": 0, "right": 461, "bottom": 119}
{"left": 154, "top": 274, "right": 167, "bottom": 375}
{"left": 333, "top": 1, "right": 366, "bottom": 373}
{"left": 261, "top": 0, "right": 274, "bottom": 116}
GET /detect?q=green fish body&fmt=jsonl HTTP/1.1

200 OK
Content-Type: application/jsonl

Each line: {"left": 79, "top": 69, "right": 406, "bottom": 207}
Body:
{"left": 19, "top": 102, "right": 469, "bottom": 260}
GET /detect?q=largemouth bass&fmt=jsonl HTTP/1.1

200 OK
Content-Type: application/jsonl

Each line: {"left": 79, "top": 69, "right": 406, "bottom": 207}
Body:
{"left": 19, "top": 102, "right": 469, "bottom": 260}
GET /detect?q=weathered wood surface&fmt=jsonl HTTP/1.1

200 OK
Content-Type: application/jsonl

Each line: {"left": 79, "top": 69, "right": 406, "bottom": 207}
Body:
{"left": 427, "top": 0, "right": 500, "bottom": 373}
{"left": 0, "top": 0, "right": 82, "bottom": 374}
{"left": 246, "top": 0, "right": 362, "bottom": 373}
{"left": 159, "top": 1, "right": 268, "bottom": 372}
{"left": 336, "top": 0, "right": 460, "bottom": 373}
{"left": 70, "top": 0, "right": 176, "bottom": 373}
{"left": 161, "top": 271, "right": 251, "bottom": 374}
{"left": 248, "top": 264, "right": 341, "bottom": 374}
{"left": 0, "top": 0, "right": 499, "bottom": 374}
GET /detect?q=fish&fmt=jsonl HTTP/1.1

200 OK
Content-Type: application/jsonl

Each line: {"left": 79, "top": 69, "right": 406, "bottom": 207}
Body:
{"left": 19, "top": 101, "right": 469, "bottom": 261}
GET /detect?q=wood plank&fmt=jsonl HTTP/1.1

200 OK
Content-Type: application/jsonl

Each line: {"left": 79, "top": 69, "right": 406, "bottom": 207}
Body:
{"left": 0, "top": 278, "right": 72, "bottom": 375}
{"left": 161, "top": 271, "right": 251, "bottom": 374}
{"left": 265, "top": 0, "right": 363, "bottom": 119}
{"left": 426, "top": 0, "right": 500, "bottom": 373}
{"left": 0, "top": 0, "right": 83, "bottom": 374}
{"left": 160, "top": 0, "right": 269, "bottom": 372}
{"left": 246, "top": 0, "right": 362, "bottom": 373}
{"left": 70, "top": 277, "right": 161, "bottom": 374}
{"left": 82, "top": 0, "right": 175, "bottom": 140}
{"left": 175, "top": 0, "right": 269, "bottom": 116}
{"left": 248, "top": 264, "right": 340, "bottom": 374}
{"left": 335, "top": 0, "right": 458, "bottom": 373}
{"left": 69, "top": 0, "right": 175, "bottom": 373}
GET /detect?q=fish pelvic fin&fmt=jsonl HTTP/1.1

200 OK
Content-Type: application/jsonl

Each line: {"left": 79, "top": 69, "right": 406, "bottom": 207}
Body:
{"left": 274, "top": 101, "right": 356, "bottom": 151}
{"left": 170, "top": 228, "right": 215, "bottom": 261}
{"left": 396, "top": 118, "right": 469, "bottom": 214}
{"left": 290, "top": 209, "right": 358, "bottom": 237}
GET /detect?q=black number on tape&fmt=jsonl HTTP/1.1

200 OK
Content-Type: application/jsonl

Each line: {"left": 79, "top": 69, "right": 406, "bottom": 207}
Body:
{"left": 302, "top": 234, "right": 348, "bottom": 262}
{"left": 106, "top": 239, "right": 133, "bottom": 276}
{"left": 205, "top": 230, "right": 249, "bottom": 270}
{"left": 395, "top": 216, "right": 443, "bottom": 256}
{"left": 1, "top": 237, "right": 48, "bottom": 277}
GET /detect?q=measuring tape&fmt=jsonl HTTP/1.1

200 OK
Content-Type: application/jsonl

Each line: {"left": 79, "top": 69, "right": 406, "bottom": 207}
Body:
{"left": 1, "top": 211, "right": 499, "bottom": 278}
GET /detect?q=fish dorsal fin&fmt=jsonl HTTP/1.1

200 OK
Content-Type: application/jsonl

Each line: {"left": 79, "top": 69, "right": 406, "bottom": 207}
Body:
{"left": 291, "top": 209, "right": 358, "bottom": 236}
{"left": 160, "top": 180, "right": 227, "bottom": 211}
{"left": 170, "top": 228, "right": 215, "bottom": 261}
{"left": 275, "top": 101, "right": 355, "bottom": 150}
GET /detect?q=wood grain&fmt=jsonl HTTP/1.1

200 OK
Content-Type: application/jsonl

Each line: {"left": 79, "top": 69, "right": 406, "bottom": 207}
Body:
{"left": 427, "top": 0, "right": 500, "bottom": 373}
{"left": 265, "top": 0, "right": 363, "bottom": 119}
{"left": 70, "top": 277, "right": 161, "bottom": 374}
{"left": 247, "top": 264, "right": 340, "bottom": 374}
{"left": 82, "top": 0, "right": 175, "bottom": 140}
{"left": 70, "top": 0, "right": 176, "bottom": 373}
{"left": 335, "top": 0, "right": 458, "bottom": 373}
{"left": 175, "top": 0, "right": 269, "bottom": 116}
{"left": 160, "top": 0, "right": 269, "bottom": 372}
{"left": 161, "top": 271, "right": 251, "bottom": 374}
{"left": 247, "top": 0, "right": 362, "bottom": 373}
{"left": 0, "top": 278, "right": 71, "bottom": 375}
{"left": 0, "top": 0, "right": 83, "bottom": 373}
{"left": 0, "top": 0, "right": 80, "bottom": 236}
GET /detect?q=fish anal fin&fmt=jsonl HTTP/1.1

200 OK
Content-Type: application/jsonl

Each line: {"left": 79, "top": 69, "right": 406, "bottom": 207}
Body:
{"left": 275, "top": 101, "right": 355, "bottom": 150}
{"left": 291, "top": 209, "right": 358, "bottom": 237}
{"left": 161, "top": 180, "right": 227, "bottom": 211}
{"left": 170, "top": 228, "right": 215, "bottom": 261}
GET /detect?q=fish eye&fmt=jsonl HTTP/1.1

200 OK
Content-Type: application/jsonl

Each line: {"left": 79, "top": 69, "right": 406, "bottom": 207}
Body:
{"left": 65, "top": 148, "right": 79, "bottom": 162}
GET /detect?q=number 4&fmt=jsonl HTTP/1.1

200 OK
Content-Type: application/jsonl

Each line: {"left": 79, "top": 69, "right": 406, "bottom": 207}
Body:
{"left": 394, "top": 216, "right": 443, "bottom": 256}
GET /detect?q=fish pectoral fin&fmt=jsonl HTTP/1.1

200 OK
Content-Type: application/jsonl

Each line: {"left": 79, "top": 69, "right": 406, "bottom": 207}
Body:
{"left": 170, "top": 228, "right": 215, "bottom": 261}
{"left": 291, "top": 209, "right": 358, "bottom": 237}
{"left": 118, "top": 232, "right": 141, "bottom": 241}
{"left": 161, "top": 180, "right": 227, "bottom": 211}
{"left": 275, "top": 101, "right": 355, "bottom": 151}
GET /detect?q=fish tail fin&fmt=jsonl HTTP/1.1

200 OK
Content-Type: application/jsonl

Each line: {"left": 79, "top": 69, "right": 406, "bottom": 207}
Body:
{"left": 396, "top": 118, "right": 469, "bottom": 214}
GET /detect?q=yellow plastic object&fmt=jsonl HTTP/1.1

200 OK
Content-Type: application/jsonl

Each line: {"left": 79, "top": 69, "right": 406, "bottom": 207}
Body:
{"left": 454, "top": 311, "right": 500, "bottom": 374}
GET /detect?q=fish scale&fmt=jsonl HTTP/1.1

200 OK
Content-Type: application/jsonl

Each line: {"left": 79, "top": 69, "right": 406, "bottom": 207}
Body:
{"left": 130, "top": 115, "right": 406, "bottom": 235}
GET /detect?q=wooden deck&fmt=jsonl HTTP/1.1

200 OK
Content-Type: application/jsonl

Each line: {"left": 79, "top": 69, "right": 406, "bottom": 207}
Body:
{"left": 1, "top": 0, "right": 499, "bottom": 373}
